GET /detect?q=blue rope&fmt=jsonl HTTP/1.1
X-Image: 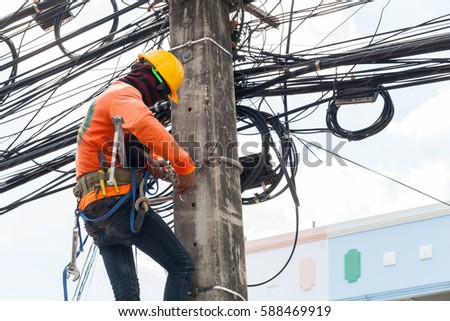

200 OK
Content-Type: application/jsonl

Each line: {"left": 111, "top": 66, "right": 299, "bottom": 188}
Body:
{"left": 129, "top": 169, "right": 138, "bottom": 233}
{"left": 63, "top": 168, "right": 152, "bottom": 299}
{"left": 144, "top": 170, "right": 151, "bottom": 195}
{"left": 77, "top": 190, "right": 132, "bottom": 223}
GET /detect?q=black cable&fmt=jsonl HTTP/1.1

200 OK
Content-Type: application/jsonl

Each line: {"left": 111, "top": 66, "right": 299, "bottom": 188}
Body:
{"left": 248, "top": 205, "right": 299, "bottom": 287}
{"left": 295, "top": 136, "right": 450, "bottom": 208}
{"left": 0, "top": 34, "right": 18, "bottom": 103}
{"left": 1, "top": 0, "right": 449, "bottom": 221}
{"left": 0, "top": 2, "right": 169, "bottom": 212}
{"left": 0, "top": 171, "right": 76, "bottom": 215}
{"left": 0, "top": 22, "right": 168, "bottom": 98}
{"left": 237, "top": 106, "right": 299, "bottom": 206}
{"left": 236, "top": 105, "right": 272, "bottom": 192}
{"left": 0, "top": 1, "right": 30, "bottom": 30}
{"left": 326, "top": 87, "right": 394, "bottom": 141}
{"left": 53, "top": 0, "right": 119, "bottom": 59}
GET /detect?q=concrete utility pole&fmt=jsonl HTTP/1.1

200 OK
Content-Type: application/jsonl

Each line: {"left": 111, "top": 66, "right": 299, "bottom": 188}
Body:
{"left": 169, "top": 0, "right": 248, "bottom": 300}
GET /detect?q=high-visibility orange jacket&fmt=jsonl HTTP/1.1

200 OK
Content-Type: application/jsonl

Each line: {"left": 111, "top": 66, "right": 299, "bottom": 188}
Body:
{"left": 75, "top": 81, "right": 195, "bottom": 208}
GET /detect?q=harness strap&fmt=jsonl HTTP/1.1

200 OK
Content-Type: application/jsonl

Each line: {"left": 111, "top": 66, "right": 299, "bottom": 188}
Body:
{"left": 130, "top": 169, "right": 137, "bottom": 232}
{"left": 73, "top": 168, "right": 144, "bottom": 198}
{"left": 77, "top": 169, "right": 151, "bottom": 233}
{"left": 64, "top": 168, "right": 156, "bottom": 300}
{"left": 77, "top": 190, "right": 132, "bottom": 223}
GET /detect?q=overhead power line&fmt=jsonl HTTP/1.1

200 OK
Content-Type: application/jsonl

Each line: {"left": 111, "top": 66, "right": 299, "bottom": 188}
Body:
{"left": 1, "top": 0, "right": 450, "bottom": 218}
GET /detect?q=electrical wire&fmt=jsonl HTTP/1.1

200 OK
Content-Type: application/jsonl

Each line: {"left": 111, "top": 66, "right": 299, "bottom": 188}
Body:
{"left": 237, "top": 105, "right": 299, "bottom": 206}
{"left": 2, "top": 0, "right": 450, "bottom": 295}
{"left": 294, "top": 136, "right": 450, "bottom": 208}
{"left": 248, "top": 205, "right": 299, "bottom": 287}
{"left": 326, "top": 87, "right": 395, "bottom": 141}
{"left": 0, "top": 2, "right": 170, "bottom": 214}
{"left": 53, "top": 0, "right": 119, "bottom": 59}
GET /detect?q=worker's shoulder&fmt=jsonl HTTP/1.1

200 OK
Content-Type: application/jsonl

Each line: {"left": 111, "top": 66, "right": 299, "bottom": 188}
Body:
{"left": 108, "top": 81, "right": 140, "bottom": 96}
{"left": 97, "top": 81, "right": 141, "bottom": 103}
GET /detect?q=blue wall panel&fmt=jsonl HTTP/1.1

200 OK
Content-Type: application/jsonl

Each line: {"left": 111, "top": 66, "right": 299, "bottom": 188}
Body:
{"left": 329, "top": 215, "right": 450, "bottom": 300}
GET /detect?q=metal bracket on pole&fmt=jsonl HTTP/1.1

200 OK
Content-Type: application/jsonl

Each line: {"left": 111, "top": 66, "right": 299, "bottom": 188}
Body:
{"left": 181, "top": 49, "right": 194, "bottom": 63}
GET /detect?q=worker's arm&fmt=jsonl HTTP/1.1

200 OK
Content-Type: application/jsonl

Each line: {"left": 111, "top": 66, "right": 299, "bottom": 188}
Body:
{"left": 148, "top": 158, "right": 172, "bottom": 180}
{"left": 109, "top": 85, "right": 195, "bottom": 175}
{"left": 173, "top": 171, "right": 195, "bottom": 195}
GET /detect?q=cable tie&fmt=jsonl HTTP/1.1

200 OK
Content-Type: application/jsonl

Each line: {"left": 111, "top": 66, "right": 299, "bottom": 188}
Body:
{"left": 261, "top": 181, "right": 267, "bottom": 192}
{"left": 347, "top": 131, "right": 354, "bottom": 142}
{"left": 327, "top": 102, "right": 338, "bottom": 113}
{"left": 33, "top": 4, "right": 42, "bottom": 14}
{"left": 314, "top": 60, "right": 321, "bottom": 71}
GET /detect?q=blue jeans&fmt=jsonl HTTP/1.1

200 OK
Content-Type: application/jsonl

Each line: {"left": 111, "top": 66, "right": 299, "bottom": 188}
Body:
{"left": 83, "top": 196, "right": 195, "bottom": 301}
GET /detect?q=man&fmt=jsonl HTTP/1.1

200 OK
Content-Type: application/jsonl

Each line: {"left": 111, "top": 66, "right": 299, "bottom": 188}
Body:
{"left": 73, "top": 50, "right": 196, "bottom": 301}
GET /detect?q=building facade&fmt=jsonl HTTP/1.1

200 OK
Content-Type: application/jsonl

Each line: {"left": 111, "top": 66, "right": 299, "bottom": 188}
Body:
{"left": 245, "top": 202, "right": 450, "bottom": 301}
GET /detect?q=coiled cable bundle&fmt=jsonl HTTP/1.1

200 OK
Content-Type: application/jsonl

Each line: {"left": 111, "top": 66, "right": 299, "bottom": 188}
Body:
{"left": 236, "top": 105, "right": 299, "bottom": 206}
{"left": 326, "top": 87, "right": 394, "bottom": 141}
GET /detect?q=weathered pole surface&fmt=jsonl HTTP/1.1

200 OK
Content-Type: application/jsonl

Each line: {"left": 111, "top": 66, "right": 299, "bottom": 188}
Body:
{"left": 168, "top": 0, "right": 248, "bottom": 301}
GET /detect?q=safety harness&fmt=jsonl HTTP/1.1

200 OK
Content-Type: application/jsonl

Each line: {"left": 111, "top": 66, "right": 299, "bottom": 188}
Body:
{"left": 74, "top": 167, "right": 151, "bottom": 232}
{"left": 63, "top": 167, "right": 153, "bottom": 300}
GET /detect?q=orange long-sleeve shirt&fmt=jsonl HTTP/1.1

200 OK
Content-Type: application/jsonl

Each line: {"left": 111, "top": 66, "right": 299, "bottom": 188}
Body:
{"left": 75, "top": 81, "right": 195, "bottom": 179}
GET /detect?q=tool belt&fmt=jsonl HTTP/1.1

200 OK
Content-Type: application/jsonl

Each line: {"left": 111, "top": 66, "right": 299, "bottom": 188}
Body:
{"left": 73, "top": 168, "right": 144, "bottom": 199}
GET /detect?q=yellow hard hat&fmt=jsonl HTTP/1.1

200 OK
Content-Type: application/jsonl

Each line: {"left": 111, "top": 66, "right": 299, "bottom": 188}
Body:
{"left": 137, "top": 50, "right": 184, "bottom": 103}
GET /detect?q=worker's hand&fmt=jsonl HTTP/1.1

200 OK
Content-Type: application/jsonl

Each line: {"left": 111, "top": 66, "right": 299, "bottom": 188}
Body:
{"left": 149, "top": 159, "right": 174, "bottom": 181}
{"left": 173, "top": 171, "right": 196, "bottom": 195}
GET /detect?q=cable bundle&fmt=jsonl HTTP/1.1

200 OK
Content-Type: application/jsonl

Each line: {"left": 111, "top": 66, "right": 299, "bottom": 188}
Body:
{"left": 326, "top": 87, "right": 394, "bottom": 141}
{"left": 236, "top": 105, "right": 299, "bottom": 206}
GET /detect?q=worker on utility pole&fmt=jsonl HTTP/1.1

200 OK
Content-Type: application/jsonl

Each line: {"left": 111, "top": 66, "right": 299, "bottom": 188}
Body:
{"left": 72, "top": 50, "right": 196, "bottom": 301}
{"left": 168, "top": 0, "right": 248, "bottom": 300}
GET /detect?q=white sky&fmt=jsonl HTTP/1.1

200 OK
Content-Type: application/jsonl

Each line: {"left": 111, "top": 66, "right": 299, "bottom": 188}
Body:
{"left": 1, "top": 0, "right": 450, "bottom": 301}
